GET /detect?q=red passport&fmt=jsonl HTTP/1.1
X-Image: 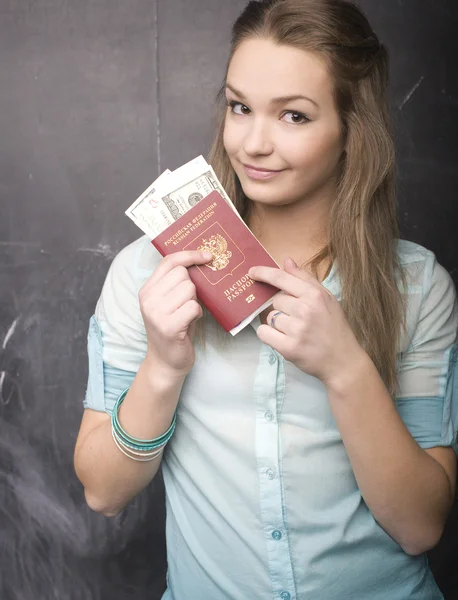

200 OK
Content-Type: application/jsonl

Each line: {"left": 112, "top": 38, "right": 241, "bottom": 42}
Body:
{"left": 151, "top": 190, "right": 279, "bottom": 334}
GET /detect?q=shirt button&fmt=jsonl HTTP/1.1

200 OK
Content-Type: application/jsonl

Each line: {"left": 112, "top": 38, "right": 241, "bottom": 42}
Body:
{"left": 268, "top": 353, "right": 277, "bottom": 365}
{"left": 280, "top": 593, "right": 291, "bottom": 600}
{"left": 264, "top": 411, "right": 273, "bottom": 421}
{"left": 272, "top": 530, "right": 282, "bottom": 541}
{"left": 266, "top": 468, "right": 275, "bottom": 479}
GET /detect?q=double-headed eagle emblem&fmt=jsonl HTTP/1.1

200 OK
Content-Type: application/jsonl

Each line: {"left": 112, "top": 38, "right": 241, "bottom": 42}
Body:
{"left": 197, "top": 234, "right": 232, "bottom": 271}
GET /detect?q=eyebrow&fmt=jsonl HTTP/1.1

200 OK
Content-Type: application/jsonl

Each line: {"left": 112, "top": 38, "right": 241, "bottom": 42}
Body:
{"left": 225, "top": 83, "right": 319, "bottom": 108}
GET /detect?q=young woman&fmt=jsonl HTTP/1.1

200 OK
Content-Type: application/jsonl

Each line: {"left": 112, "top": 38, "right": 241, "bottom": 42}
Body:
{"left": 74, "top": 1, "right": 458, "bottom": 598}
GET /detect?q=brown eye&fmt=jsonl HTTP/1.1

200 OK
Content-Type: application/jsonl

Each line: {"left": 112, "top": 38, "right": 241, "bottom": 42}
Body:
{"left": 227, "top": 100, "right": 250, "bottom": 115}
{"left": 283, "top": 111, "right": 310, "bottom": 125}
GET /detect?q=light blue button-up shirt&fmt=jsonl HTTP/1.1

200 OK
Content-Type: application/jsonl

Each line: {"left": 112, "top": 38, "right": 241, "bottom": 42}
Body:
{"left": 84, "top": 235, "right": 458, "bottom": 600}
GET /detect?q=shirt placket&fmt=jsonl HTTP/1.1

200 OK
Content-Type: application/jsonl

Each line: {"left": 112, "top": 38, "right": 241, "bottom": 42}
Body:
{"left": 254, "top": 344, "right": 296, "bottom": 600}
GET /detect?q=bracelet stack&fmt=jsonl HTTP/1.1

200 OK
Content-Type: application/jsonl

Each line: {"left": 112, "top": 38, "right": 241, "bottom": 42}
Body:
{"left": 111, "top": 388, "right": 177, "bottom": 462}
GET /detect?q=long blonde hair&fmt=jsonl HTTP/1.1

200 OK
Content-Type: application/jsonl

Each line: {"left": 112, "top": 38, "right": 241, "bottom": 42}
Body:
{"left": 205, "top": 0, "right": 407, "bottom": 397}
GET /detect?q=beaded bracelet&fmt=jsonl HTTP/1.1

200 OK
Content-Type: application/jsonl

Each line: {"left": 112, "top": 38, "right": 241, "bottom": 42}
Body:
{"left": 111, "top": 388, "right": 177, "bottom": 455}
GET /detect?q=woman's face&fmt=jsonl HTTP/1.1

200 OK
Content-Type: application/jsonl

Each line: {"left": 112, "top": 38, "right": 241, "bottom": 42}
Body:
{"left": 223, "top": 38, "right": 344, "bottom": 209}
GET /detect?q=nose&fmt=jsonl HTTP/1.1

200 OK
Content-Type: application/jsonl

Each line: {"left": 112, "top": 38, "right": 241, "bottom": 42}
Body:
{"left": 243, "top": 118, "right": 273, "bottom": 156}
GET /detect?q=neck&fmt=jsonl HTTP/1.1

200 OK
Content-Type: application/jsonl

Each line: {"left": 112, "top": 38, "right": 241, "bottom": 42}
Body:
{"left": 247, "top": 189, "right": 332, "bottom": 274}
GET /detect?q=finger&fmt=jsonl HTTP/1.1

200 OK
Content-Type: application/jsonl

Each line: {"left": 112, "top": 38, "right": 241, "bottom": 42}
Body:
{"left": 272, "top": 292, "right": 296, "bottom": 315}
{"left": 266, "top": 309, "right": 289, "bottom": 334}
{"left": 266, "top": 309, "right": 306, "bottom": 339}
{"left": 283, "top": 257, "right": 334, "bottom": 297}
{"left": 256, "top": 323, "right": 294, "bottom": 357}
{"left": 155, "top": 265, "right": 190, "bottom": 298}
{"left": 249, "top": 260, "right": 332, "bottom": 300}
{"left": 162, "top": 279, "right": 197, "bottom": 314}
{"left": 150, "top": 250, "right": 213, "bottom": 286}
{"left": 272, "top": 292, "right": 330, "bottom": 321}
{"left": 141, "top": 264, "right": 187, "bottom": 300}
{"left": 170, "top": 299, "right": 203, "bottom": 333}
{"left": 248, "top": 265, "right": 307, "bottom": 298}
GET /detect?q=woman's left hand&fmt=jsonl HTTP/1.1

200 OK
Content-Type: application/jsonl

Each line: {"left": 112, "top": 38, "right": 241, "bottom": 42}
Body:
{"left": 248, "top": 257, "right": 366, "bottom": 388}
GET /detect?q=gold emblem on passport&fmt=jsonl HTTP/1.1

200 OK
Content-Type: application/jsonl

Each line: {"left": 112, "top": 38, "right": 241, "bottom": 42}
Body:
{"left": 186, "top": 222, "right": 245, "bottom": 285}
{"left": 197, "top": 234, "right": 232, "bottom": 271}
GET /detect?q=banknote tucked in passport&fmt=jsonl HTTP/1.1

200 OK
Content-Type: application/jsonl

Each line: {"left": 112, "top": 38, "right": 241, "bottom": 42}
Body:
{"left": 125, "top": 156, "right": 279, "bottom": 335}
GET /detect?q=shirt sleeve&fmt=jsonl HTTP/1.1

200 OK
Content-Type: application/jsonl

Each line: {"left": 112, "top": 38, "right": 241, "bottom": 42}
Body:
{"left": 396, "top": 253, "right": 458, "bottom": 455}
{"left": 83, "top": 236, "right": 161, "bottom": 414}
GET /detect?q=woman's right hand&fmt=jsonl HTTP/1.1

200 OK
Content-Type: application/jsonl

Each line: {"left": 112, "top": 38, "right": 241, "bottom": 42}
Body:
{"left": 138, "top": 250, "right": 213, "bottom": 379}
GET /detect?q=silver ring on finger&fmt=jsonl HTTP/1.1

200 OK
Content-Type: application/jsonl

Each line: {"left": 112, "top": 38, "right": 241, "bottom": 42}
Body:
{"left": 270, "top": 310, "right": 285, "bottom": 330}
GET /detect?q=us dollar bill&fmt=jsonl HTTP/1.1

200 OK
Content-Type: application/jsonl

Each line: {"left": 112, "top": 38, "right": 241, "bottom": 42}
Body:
{"left": 125, "top": 157, "right": 239, "bottom": 239}
{"left": 125, "top": 169, "right": 173, "bottom": 238}
{"left": 157, "top": 167, "right": 237, "bottom": 222}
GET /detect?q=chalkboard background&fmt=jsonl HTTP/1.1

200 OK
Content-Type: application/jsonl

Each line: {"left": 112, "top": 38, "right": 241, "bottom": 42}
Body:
{"left": 0, "top": 1, "right": 457, "bottom": 598}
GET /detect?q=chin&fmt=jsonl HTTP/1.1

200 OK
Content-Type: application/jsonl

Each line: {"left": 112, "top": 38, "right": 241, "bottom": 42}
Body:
{"left": 242, "top": 190, "right": 296, "bottom": 207}
{"left": 237, "top": 180, "right": 289, "bottom": 203}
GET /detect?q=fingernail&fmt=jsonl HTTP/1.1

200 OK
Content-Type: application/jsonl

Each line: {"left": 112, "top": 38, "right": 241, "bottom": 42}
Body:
{"left": 285, "top": 257, "right": 297, "bottom": 268}
{"left": 202, "top": 251, "right": 213, "bottom": 260}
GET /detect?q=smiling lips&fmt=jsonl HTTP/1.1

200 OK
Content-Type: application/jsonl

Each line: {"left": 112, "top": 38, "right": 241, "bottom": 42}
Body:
{"left": 243, "top": 163, "right": 285, "bottom": 180}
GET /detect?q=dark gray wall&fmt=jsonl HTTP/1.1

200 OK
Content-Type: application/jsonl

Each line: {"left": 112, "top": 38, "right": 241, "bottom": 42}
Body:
{"left": 0, "top": 1, "right": 457, "bottom": 598}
